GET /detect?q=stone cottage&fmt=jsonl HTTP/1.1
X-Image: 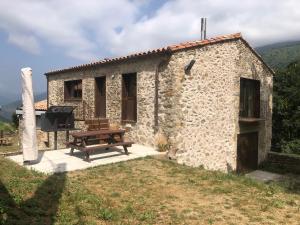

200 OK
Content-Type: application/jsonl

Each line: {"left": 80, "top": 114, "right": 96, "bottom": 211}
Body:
{"left": 45, "top": 33, "right": 273, "bottom": 172}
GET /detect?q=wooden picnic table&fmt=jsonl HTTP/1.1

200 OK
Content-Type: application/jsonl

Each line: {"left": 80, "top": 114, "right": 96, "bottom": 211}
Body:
{"left": 67, "top": 129, "right": 133, "bottom": 162}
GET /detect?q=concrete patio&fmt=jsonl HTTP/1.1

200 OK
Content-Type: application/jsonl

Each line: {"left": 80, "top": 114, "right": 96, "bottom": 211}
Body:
{"left": 246, "top": 170, "right": 284, "bottom": 182}
{"left": 8, "top": 144, "right": 162, "bottom": 174}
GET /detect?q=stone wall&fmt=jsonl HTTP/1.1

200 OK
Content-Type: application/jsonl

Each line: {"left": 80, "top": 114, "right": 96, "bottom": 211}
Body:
{"left": 266, "top": 152, "right": 300, "bottom": 174}
{"left": 160, "top": 40, "right": 273, "bottom": 172}
{"left": 235, "top": 40, "right": 273, "bottom": 166}
{"left": 47, "top": 55, "right": 168, "bottom": 149}
{"left": 162, "top": 42, "right": 241, "bottom": 171}
{"left": 46, "top": 39, "right": 272, "bottom": 172}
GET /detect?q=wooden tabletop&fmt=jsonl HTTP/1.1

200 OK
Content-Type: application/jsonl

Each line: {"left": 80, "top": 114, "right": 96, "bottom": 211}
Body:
{"left": 71, "top": 129, "right": 126, "bottom": 138}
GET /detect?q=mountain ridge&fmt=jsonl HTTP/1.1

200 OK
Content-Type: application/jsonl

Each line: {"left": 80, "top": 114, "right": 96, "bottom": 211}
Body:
{"left": 0, "top": 92, "right": 47, "bottom": 121}
{"left": 256, "top": 40, "right": 300, "bottom": 70}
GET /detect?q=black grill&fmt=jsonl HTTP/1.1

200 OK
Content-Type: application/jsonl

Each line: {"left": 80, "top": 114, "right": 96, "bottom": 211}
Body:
{"left": 41, "top": 106, "right": 75, "bottom": 132}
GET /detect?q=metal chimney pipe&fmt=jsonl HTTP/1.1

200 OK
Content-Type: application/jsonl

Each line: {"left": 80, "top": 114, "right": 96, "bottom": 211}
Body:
{"left": 201, "top": 18, "right": 204, "bottom": 40}
{"left": 204, "top": 18, "right": 207, "bottom": 39}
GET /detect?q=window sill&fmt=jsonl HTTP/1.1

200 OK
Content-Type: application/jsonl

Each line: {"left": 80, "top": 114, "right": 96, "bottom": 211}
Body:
{"left": 239, "top": 117, "right": 265, "bottom": 123}
{"left": 121, "top": 120, "right": 137, "bottom": 124}
{"left": 64, "top": 99, "right": 82, "bottom": 102}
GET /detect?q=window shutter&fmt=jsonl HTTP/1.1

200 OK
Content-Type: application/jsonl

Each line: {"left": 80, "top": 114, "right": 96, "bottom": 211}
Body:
{"left": 239, "top": 78, "right": 260, "bottom": 118}
{"left": 122, "top": 73, "right": 137, "bottom": 122}
{"left": 254, "top": 81, "right": 260, "bottom": 118}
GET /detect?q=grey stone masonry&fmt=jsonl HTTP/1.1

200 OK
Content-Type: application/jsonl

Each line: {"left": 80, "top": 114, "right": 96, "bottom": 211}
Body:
{"left": 46, "top": 35, "right": 273, "bottom": 172}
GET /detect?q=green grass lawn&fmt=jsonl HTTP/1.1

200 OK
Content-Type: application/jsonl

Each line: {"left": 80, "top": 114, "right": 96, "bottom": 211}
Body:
{"left": 0, "top": 156, "right": 300, "bottom": 225}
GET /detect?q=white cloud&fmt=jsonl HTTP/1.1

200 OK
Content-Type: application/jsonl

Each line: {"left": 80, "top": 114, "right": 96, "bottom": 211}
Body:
{"left": 7, "top": 32, "right": 40, "bottom": 54}
{"left": 109, "top": 0, "right": 300, "bottom": 55}
{"left": 0, "top": 0, "right": 300, "bottom": 61}
{"left": 0, "top": 0, "right": 139, "bottom": 60}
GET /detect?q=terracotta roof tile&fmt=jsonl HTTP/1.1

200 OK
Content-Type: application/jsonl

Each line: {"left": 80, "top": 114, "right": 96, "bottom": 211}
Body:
{"left": 45, "top": 32, "right": 273, "bottom": 75}
{"left": 34, "top": 100, "right": 47, "bottom": 111}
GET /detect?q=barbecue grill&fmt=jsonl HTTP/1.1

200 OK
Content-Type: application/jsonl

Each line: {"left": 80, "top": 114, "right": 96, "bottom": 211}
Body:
{"left": 41, "top": 106, "right": 76, "bottom": 149}
{"left": 41, "top": 106, "right": 75, "bottom": 132}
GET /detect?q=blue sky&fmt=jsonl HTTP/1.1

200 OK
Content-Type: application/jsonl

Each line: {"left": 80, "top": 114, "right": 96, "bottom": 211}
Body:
{"left": 0, "top": 0, "right": 299, "bottom": 102}
{"left": 0, "top": 31, "right": 81, "bottom": 100}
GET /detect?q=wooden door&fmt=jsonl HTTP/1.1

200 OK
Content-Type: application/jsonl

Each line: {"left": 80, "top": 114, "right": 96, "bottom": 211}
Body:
{"left": 122, "top": 73, "right": 137, "bottom": 122}
{"left": 237, "top": 132, "right": 258, "bottom": 173}
{"left": 95, "top": 77, "right": 106, "bottom": 118}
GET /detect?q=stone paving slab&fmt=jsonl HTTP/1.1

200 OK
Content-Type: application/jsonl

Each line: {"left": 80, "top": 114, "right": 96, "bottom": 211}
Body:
{"left": 246, "top": 170, "right": 284, "bottom": 182}
{"left": 7, "top": 144, "right": 162, "bottom": 174}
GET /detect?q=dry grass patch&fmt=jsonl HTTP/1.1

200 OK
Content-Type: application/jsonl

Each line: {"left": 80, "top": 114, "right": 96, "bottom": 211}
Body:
{"left": 71, "top": 158, "right": 300, "bottom": 225}
{"left": 0, "top": 156, "right": 300, "bottom": 224}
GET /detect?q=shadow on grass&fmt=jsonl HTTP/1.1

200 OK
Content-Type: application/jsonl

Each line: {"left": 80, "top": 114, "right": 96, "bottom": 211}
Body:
{"left": 259, "top": 163, "right": 300, "bottom": 195}
{"left": 272, "top": 176, "right": 300, "bottom": 195}
{"left": 0, "top": 164, "right": 66, "bottom": 225}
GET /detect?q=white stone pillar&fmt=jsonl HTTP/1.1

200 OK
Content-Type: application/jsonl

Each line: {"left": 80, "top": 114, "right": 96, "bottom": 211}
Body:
{"left": 21, "top": 67, "right": 38, "bottom": 162}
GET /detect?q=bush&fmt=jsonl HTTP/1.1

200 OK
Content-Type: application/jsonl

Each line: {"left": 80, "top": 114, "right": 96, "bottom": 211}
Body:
{"left": 11, "top": 113, "right": 19, "bottom": 128}
{"left": 154, "top": 132, "right": 170, "bottom": 152}
{"left": 272, "top": 61, "right": 300, "bottom": 155}
{"left": 281, "top": 139, "right": 300, "bottom": 155}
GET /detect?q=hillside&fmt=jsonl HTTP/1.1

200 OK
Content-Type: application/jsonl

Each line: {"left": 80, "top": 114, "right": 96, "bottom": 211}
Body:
{"left": 256, "top": 40, "right": 300, "bottom": 70}
{"left": 0, "top": 92, "right": 47, "bottom": 121}
{"left": 0, "top": 115, "right": 9, "bottom": 122}
{"left": 0, "top": 95, "right": 17, "bottom": 106}
{"left": 0, "top": 121, "right": 15, "bottom": 132}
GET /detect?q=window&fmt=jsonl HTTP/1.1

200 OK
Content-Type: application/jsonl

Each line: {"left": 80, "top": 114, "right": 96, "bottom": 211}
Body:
{"left": 239, "top": 78, "right": 260, "bottom": 118}
{"left": 122, "top": 73, "right": 137, "bottom": 122}
{"left": 64, "top": 80, "right": 82, "bottom": 100}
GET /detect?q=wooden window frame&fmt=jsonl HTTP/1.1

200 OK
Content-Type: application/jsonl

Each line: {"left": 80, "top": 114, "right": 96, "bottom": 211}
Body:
{"left": 64, "top": 80, "right": 82, "bottom": 101}
{"left": 239, "top": 78, "right": 260, "bottom": 118}
{"left": 121, "top": 73, "right": 137, "bottom": 123}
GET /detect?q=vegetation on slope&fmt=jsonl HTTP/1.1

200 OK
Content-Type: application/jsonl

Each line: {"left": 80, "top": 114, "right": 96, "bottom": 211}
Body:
{"left": 272, "top": 61, "right": 300, "bottom": 155}
{"left": 0, "top": 121, "right": 15, "bottom": 132}
{"left": 257, "top": 41, "right": 300, "bottom": 70}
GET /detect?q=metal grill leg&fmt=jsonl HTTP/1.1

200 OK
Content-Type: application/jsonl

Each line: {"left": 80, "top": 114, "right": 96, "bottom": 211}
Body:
{"left": 54, "top": 131, "right": 57, "bottom": 150}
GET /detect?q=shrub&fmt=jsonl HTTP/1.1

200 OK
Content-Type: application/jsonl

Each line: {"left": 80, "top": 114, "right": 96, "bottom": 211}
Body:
{"left": 281, "top": 139, "right": 300, "bottom": 155}
{"left": 154, "top": 132, "right": 170, "bottom": 152}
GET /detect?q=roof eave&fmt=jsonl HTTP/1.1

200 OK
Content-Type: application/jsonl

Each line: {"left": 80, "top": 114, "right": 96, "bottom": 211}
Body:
{"left": 45, "top": 49, "right": 171, "bottom": 76}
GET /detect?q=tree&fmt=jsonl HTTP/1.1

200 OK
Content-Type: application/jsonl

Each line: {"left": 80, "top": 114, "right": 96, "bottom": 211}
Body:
{"left": 272, "top": 61, "right": 300, "bottom": 154}
{"left": 11, "top": 113, "right": 19, "bottom": 128}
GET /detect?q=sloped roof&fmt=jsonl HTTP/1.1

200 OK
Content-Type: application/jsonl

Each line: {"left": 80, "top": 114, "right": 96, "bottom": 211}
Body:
{"left": 34, "top": 100, "right": 47, "bottom": 111}
{"left": 45, "top": 33, "right": 274, "bottom": 75}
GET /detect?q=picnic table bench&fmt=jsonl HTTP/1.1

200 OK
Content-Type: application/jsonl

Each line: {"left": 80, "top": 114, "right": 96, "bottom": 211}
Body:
{"left": 66, "top": 129, "right": 134, "bottom": 162}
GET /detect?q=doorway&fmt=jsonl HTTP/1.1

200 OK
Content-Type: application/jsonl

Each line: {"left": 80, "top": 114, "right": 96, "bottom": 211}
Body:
{"left": 237, "top": 132, "right": 258, "bottom": 173}
{"left": 95, "top": 77, "right": 106, "bottom": 118}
